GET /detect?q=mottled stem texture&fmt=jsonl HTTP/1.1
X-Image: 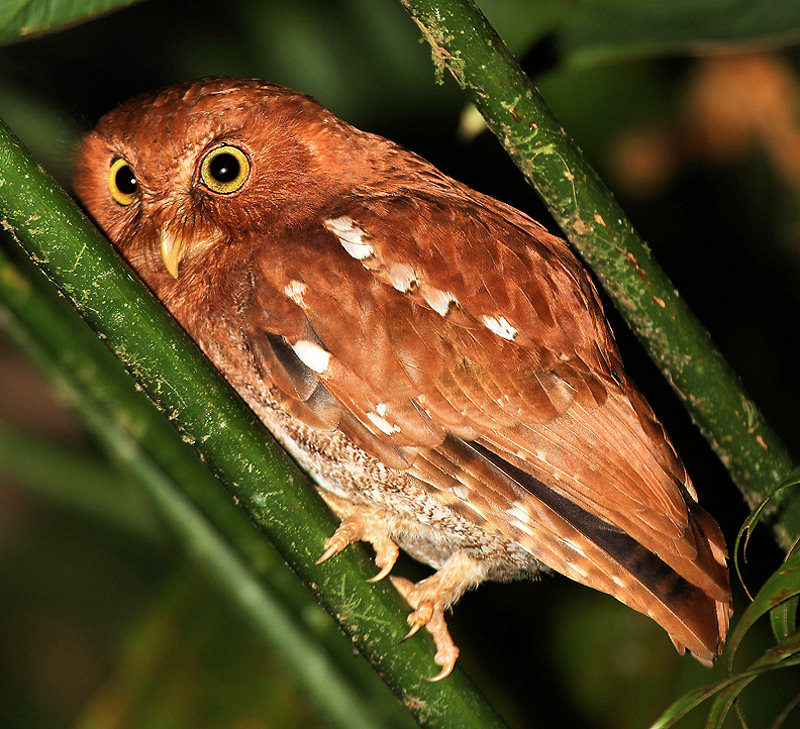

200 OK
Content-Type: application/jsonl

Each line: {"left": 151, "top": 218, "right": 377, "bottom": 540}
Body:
{"left": 0, "top": 121, "right": 509, "bottom": 729}
{"left": 400, "top": 0, "right": 798, "bottom": 546}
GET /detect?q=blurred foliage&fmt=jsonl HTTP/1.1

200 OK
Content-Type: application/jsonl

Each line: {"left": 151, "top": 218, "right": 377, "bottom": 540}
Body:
{"left": 0, "top": 0, "right": 144, "bottom": 43}
{"left": 1, "top": 0, "right": 800, "bottom": 728}
{"left": 73, "top": 571, "right": 336, "bottom": 729}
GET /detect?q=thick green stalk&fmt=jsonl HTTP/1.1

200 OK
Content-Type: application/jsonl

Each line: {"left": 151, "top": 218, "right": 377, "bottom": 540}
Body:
{"left": 0, "top": 118, "right": 510, "bottom": 727}
{"left": 0, "top": 246, "right": 415, "bottom": 729}
{"left": 400, "top": 0, "right": 798, "bottom": 545}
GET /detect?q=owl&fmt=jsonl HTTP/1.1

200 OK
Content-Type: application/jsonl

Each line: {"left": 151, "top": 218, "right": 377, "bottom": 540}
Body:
{"left": 73, "top": 77, "right": 731, "bottom": 679}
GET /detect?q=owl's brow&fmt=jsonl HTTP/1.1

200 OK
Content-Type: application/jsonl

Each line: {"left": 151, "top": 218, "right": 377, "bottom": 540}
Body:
{"left": 184, "top": 118, "right": 248, "bottom": 151}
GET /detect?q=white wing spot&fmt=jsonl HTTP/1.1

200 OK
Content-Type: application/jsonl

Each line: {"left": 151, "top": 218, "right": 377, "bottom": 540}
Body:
{"left": 452, "top": 485, "right": 469, "bottom": 500}
{"left": 292, "top": 340, "right": 331, "bottom": 374}
{"left": 388, "top": 262, "right": 417, "bottom": 292}
{"left": 324, "top": 216, "right": 374, "bottom": 260}
{"left": 367, "top": 410, "right": 400, "bottom": 435}
{"left": 482, "top": 315, "right": 518, "bottom": 341}
{"left": 284, "top": 280, "right": 307, "bottom": 306}
{"left": 506, "top": 502, "right": 530, "bottom": 524}
{"left": 423, "top": 287, "right": 459, "bottom": 316}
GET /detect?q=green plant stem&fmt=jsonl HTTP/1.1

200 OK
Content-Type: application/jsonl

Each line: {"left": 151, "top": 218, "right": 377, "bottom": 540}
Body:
{"left": 0, "top": 117, "right": 510, "bottom": 727}
{"left": 0, "top": 245, "right": 415, "bottom": 729}
{"left": 400, "top": 0, "right": 798, "bottom": 546}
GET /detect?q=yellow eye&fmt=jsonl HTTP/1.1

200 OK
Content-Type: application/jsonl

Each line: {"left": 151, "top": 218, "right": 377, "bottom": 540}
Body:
{"left": 108, "top": 157, "right": 138, "bottom": 205}
{"left": 199, "top": 145, "right": 250, "bottom": 194}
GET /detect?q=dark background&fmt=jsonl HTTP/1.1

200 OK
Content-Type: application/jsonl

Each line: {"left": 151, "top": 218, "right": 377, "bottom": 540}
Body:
{"left": 1, "top": 1, "right": 799, "bottom": 727}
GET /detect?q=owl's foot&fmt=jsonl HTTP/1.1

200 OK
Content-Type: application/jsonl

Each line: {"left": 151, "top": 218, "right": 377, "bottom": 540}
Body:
{"left": 316, "top": 503, "right": 399, "bottom": 582}
{"left": 367, "top": 538, "right": 401, "bottom": 583}
{"left": 390, "top": 575, "right": 459, "bottom": 681}
{"left": 389, "top": 551, "right": 489, "bottom": 681}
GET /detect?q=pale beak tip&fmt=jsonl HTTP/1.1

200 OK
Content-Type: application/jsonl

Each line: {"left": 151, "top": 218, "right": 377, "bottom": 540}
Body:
{"left": 159, "top": 227, "right": 184, "bottom": 279}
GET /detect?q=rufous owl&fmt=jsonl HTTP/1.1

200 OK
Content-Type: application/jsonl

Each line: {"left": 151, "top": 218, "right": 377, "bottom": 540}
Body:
{"left": 73, "top": 77, "right": 731, "bottom": 679}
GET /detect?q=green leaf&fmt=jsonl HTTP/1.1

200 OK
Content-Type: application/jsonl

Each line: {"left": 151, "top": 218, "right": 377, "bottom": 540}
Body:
{"left": 481, "top": 0, "right": 800, "bottom": 68}
{"left": 770, "top": 594, "right": 799, "bottom": 643}
{"left": 0, "top": 0, "right": 144, "bottom": 45}
{"left": 734, "top": 467, "right": 800, "bottom": 600}
{"left": 727, "top": 544, "right": 800, "bottom": 673}
{"left": 647, "top": 675, "right": 739, "bottom": 729}
{"left": 648, "top": 635, "right": 800, "bottom": 729}
{"left": 557, "top": 0, "right": 800, "bottom": 67}
{"left": 769, "top": 695, "right": 800, "bottom": 729}
{"left": 706, "top": 630, "right": 800, "bottom": 729}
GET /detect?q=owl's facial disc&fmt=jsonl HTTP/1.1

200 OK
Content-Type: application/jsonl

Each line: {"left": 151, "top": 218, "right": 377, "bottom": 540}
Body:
{"left": 152, "top": 145, "right": 252, "bottom": 278}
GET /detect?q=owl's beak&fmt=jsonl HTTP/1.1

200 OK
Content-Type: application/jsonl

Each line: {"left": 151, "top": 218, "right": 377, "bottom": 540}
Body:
{"left": 158, "top": 226, "right": 184, "bottom": 278}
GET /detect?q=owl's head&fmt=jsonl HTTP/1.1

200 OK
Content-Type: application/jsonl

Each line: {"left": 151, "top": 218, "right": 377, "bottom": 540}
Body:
{"left": 73, "top": 77, "right": 371, "bottom": 284}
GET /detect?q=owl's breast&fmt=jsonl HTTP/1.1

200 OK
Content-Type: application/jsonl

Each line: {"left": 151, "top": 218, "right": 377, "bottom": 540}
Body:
{"left": 180, "top": 304, "right": 536, "bottom": 577}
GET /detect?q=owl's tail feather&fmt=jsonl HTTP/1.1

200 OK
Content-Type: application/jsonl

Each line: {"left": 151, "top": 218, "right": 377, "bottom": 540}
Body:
{"left": 417, "top": 436, "right": 731, "bottom": 664}
{"left": 482, "top": 443, "right": 730, "bottom": 663}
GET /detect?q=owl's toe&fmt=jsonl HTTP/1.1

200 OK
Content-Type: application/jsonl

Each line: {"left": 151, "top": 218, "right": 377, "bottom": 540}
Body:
{"left": 390, "top": 575, "right": 459, "bottom": 680}
{"left": 316, "top": 499, "right": 402, "bottom": 582}
{"left": 366, "top": 537, "right": 400, "bottom": 582}
{"left": 425, "top": 608, "right": 459, "bottom": 681}
{"left": 316, "top": 519, "right": 361, "bottom": 564}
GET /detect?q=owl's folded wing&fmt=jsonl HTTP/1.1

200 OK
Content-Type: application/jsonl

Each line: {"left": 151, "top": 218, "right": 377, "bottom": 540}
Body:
{"left": 241, "top": 192, "right": 730, "bottom": 660}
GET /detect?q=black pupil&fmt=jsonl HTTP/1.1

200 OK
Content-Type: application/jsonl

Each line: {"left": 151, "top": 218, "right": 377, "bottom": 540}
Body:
{"left": 115, "top": 164, "right": 137, "bottom": 195}
{"left": 209, "top": 152, "right": 240, "bottom": 183}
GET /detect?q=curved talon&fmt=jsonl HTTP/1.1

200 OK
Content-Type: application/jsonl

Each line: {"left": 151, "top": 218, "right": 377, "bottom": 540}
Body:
{"left": 317, "top": 516, "right": 367, "bottom": 565}
{"left": 366, "top": 539, "right": 400, "bottom": 582}
{"left": 315, "top": 532, "right": 351, "bottom": 565}
{"left": 366, "top": 561, "right": 395, "bottom": 583}
{"left": 315, "top": 542, "right": 343, "bottom": 565}
{"left": 426, "top": 660, "right": 456, "bottom": 682}
{"left": 427, "top": 610, "right": 459, "bottom": 681}
{"left": 402, "top": 621, "right": 423, "bottom": 642}
{"left": 389, "top": 574, "right": 460, "bottom": 679}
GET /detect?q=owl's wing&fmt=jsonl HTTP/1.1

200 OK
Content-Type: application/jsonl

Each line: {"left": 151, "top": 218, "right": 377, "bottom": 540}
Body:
{"left": 243, "top": 191, "right": 730, "bottom": 661}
